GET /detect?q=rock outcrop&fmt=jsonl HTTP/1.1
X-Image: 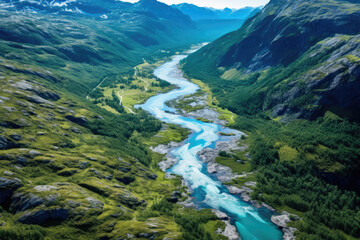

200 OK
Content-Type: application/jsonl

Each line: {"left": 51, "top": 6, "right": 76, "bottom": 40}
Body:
{"left": 18, "top": 208, "right": 69, "bottom": 225}
{"left": 10, "top": 193, "right": 44, "bottom": 213}
{"left": 0, "top": 177, "right": 22, "bottom": 208}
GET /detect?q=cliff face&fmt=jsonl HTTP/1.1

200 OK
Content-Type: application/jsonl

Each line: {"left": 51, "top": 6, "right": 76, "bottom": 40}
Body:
{"left": 267, "top": 35, "right": 360, "bottom": 120}
{"left": 219, "top": 0, "right": 360, "bottom": 71}
{"left": 183, "top": 0, "right": 360, "bottom": 120}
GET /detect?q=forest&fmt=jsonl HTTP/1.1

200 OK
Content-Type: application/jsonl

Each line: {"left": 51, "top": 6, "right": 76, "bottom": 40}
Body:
{"left": 231, "top": 114, "right": 360, "bottom": 239}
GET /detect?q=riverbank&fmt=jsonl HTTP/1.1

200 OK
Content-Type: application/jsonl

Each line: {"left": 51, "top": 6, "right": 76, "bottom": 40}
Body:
{"left": 138, "top": 49, "right": 283, "bottom": 240}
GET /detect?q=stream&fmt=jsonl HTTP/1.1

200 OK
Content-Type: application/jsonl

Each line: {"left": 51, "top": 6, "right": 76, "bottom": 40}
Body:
{"left": 137, "top": 48, "right": 283, "bottom": 240}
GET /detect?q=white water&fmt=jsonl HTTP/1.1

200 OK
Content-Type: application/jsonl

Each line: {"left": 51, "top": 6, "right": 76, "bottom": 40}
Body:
{"left": 137, "top": 50, "right": 282, "bottom": 240}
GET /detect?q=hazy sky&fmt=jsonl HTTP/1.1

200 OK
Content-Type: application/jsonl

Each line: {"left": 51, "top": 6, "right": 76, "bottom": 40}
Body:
{"left": 122, "top": 0, "right": 270, "bottom": 9}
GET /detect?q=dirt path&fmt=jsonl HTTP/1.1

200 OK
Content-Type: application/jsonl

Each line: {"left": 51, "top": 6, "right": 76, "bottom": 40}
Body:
{"left": 86, "top": 76, "right": 108, "bottom": 99}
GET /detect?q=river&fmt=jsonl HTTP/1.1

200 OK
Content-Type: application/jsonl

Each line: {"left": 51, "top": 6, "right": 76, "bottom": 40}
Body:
{"left": 137, "top": 48, "right": 283, "bottom": 240}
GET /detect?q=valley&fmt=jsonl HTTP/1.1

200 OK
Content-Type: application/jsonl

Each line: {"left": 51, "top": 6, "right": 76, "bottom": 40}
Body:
{"left": 1, "top": 0, "right": 360, "bottom": 239}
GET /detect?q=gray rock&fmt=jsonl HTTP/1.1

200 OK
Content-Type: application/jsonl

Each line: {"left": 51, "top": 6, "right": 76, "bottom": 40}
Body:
{"left": 167, "top": 191, "right": 182, "bottom": 203}
{"left": 10, "top": 134, "right": 22, "bottom": 141}
{"left": 244, "top": 181, "right": 257, "bottom": 187}
{"left": 11, "top": 80, "right": 60, "bottom": 101}
{"left": 223, "top": 221, "right": 240, "bottom": 240}
{"left": 212, "top": 210, "right": 239, "bottom": 240}
{"left": 212, "top": 209, "right": 230, "bottom": 220}
{"left": 65, "top": 115, "right": 88, "bottom": 126}
{"left": 18, "top": 208, "right": 68, "bottom": 225}
{"left": 86, "top": 197, "right": 104, "bottom": 209}
{"left": 3, "top": 171, "right": 14, "bottom": 176}
{"left": 271, "top": 214, "right": 290, "bottom": 228}
{"left": 10, "top": 193, "right": 44, "bottom": 213}
{"left": 27, "top": 150, "right": 42, "bottom": 158}
{"left": 147, "top": 173, "right": 157, "bottom": 180}
{"left": 66, "top": 200, "right": 81, "bottom": 208}
{"left": 16, "top": 156, "right": 27, "bottom": 165}
{"left": 88, "top": 157, "right": 98, "bottom": 162}
{"left": 116, "top": 192, "right": 145, "bottom": 209}
{"left": 79, "top": 161, "right": 89, "bottom": 169}
{"left": 89, "top": 168, "right": 102, "bottom": 177}
{"left": 105, "top": 174, "right": 113, "bottom": 180}
{"left": 26, "top": 95, "right": 52, "bottom": 105}
{"left": 0, "top": 177, "right": 22, "bottom": 207}
{"left": 45, "top": 195, "right": 58, "bottom": 206}
{"left": 137, "top": 232, "right": 157, "bottom": 239}
{"left": 34, "top": 185, "right": 58, "bottom": 192}
{"left": 0, "top": 135, "right": 21, "bottom": 150}
{"left": 70, "top": 127, "right": 81, "bottom": 134}
{"left": 283, "top": 227, "right": 297, "bottom": 240}
{"left": 226, "top": 185, "right": 243, "bottom": 194}
{"left": 2, "top": 106, "right": 17, "bottom": 112}
{"left": 115, "top": 175, "right": 135, "bottom": 185}
{"left": 0, "top": 96, "right": 10, "bottom": 101}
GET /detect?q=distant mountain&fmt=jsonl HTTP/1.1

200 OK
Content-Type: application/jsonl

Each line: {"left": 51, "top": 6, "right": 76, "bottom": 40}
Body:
{"left": 171, "top": 3, "right": 217, "bottom": 20}
{"left": 135, "top": 0, "right": 193, "bottom": 27}
{"left": 183, "top": 0, "right": 360, "bottom": 120}
{"left": 172, "top": 3, "right": 261, "bottom": 21}
{"left": 0, "top": 0, "right": 133, "bottom": 15}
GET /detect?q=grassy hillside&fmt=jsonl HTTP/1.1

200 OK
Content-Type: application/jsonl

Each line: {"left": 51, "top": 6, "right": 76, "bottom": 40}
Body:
{"left": 0, "top": 49, "right": 230, "bottom": 240}
{"left": 0, "top": 1, "right": 246, "bottom": 239}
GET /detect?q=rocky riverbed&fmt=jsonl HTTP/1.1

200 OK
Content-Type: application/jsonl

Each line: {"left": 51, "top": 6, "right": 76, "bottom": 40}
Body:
{"left": 151, "top": 91, "right": 298, "bottom": 239}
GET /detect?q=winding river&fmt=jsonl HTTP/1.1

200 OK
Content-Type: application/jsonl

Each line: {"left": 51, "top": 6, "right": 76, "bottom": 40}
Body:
{"left": 137, "top": 49, "right": 283, "bottom": 240}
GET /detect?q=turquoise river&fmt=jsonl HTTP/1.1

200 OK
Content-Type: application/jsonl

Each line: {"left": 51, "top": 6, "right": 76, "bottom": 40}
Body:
{"left": 137, "top": 48, "right": 283, "bottom": 240}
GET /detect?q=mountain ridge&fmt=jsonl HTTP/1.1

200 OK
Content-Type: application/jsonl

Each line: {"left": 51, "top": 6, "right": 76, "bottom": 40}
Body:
{"left": 172, "top": 3, "right": 261, "bottom": 21}
{"left": 183, "top": 0, "right": 360, "bottom": 120}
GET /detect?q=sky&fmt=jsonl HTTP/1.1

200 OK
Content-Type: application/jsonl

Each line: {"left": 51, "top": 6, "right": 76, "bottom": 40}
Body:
{"left": 122, "top": 0, "right": 270, "bottom": 9}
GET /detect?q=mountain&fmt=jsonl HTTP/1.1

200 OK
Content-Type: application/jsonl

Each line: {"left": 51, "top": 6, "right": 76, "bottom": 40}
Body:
{"left": 171, "top": 3, "right": 218, "bottom": 20}
{"left": 135, "top": 0, "right": 193, "bottom": 27}
{"left": 172, "top": 3, "right": 261, "bottom": 21}
{"left": 214, "top": 7, "right": 260, "bottom": 20}
{"left": 183, "top": 0, "right": 360, "bottom": 239}
{"left": 0, "top": 0, "right": 133, "bottom": 15}
{"left": 184, "top": 0, "right": 360, "bottom": 120}
{"left": 0, "top": 0, "right": 242, "bottom": 99}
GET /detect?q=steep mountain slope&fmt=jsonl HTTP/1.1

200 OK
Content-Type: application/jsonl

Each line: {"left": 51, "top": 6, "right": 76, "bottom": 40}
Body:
{"left": 184, "top": 0, "right": 360, "bottom": 120}
{"left": 183, "top": 0, "right": 360, "bottom": 239}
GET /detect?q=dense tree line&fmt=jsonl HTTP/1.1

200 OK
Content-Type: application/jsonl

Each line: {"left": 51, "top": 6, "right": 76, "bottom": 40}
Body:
{"left": 231, "top": 115, "right": 360, "bottom": 239}
{"left": 150, "top": 199, "right": 218, "bottom": 240}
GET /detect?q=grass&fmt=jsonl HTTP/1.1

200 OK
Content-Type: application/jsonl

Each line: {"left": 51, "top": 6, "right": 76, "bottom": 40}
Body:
{"left": 0, "top": 57, "right": 230, "bottom": 239}
{"left": 216, "top": 156, "right": 252, "bottom": 174}
{"left": 277, "top": 144, "right": 299, "bottom": 162}
{"left": 89, "top": 61, "right": 175, "bottom": 113}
